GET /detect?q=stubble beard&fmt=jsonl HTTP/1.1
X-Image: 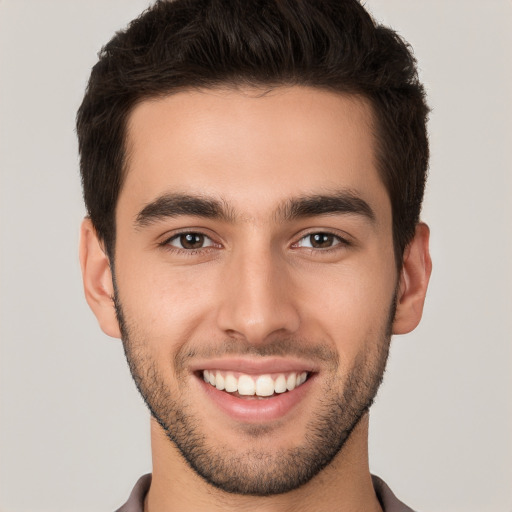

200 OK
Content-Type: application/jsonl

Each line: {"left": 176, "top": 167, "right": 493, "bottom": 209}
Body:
{"left": 114, "top": 290, "right": 395, "bottom": 496}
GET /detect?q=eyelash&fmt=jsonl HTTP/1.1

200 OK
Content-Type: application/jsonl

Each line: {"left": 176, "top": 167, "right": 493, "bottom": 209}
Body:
{"left": 160, "top": 230, "right": 350, "bottom": 255}
{"left": 160, "top": 231, "right": 220, "bottom": 255}
{"left": 292, "top": 231, "right": 351, "bottom": 252}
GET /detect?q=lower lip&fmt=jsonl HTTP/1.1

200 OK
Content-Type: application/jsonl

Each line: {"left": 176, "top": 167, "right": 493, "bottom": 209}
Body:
{"left": 198, "top": 374, "right": 315, "bottom": 423}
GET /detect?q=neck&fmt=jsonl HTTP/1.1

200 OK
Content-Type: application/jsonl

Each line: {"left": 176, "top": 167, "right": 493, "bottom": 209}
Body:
{"left": 145, "top": 414, "right": 382, "bottom": 512}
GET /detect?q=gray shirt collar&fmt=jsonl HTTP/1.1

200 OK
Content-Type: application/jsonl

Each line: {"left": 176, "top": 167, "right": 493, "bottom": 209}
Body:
{"left": 116, "top": 473, "right": 416, "bottom": 512}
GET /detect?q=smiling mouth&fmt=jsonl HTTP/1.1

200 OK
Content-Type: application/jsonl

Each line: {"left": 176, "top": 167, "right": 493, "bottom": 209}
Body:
{"left": 201, "top": 370, "right": 310, "bottom": 398}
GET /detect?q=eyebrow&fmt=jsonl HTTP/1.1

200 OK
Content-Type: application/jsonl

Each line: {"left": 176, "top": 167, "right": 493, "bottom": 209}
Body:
{"left": 279, "top": 191, "right": 376, "bottom": 223}
{"left": 135, "top": 193, "right": 235, "bottom": 227}
{"left": 134, "top": 190, "right": 376, "bottom": 228}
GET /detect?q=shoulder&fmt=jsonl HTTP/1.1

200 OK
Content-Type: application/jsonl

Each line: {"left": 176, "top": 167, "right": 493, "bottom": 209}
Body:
{"left": 115, "top": 474, "right": 152, "bottom": 512}
{"left": 372, "top": 475, "right": 417, "bottom": 512}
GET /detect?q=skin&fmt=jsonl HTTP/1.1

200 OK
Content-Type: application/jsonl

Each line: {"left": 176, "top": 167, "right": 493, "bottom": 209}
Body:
{"left": 80, "top": 86, "right": 431, "bottom": 512}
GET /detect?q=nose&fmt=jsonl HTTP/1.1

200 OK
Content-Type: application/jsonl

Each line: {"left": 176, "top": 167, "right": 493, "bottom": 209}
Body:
{"left": 216, "top": 246, "right": 301, "bottom": 344}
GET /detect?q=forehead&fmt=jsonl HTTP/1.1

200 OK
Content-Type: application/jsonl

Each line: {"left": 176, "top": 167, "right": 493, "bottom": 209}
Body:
{"left": 121, "top": 86, "right": 388, "bottom": 222}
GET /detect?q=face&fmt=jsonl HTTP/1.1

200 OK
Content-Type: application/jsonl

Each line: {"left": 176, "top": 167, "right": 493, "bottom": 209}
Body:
{"left": 112, "top": 87, "right": 398, "bottom": 495}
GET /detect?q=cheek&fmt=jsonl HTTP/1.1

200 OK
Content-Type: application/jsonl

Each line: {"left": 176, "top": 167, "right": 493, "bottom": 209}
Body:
{"left": 115, "top": 260, "right": 222, "bottom": 345}
{"left": 296, "top": 258, "right": 396, "bottom": 361}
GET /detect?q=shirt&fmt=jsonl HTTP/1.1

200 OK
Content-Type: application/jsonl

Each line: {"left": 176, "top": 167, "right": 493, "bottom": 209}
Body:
{"left": 116, "top": 473, "right": 416, "bottom": 511}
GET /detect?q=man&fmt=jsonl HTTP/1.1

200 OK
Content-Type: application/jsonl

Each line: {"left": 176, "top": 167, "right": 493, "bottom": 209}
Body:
{"left": 77, "top": 0, "right": 432, "bottom": 510}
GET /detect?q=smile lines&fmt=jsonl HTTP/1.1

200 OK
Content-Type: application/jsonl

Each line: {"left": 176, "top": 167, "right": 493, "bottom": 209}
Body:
{"left": 203, "top": 370, "right": 309, "bottom": 397}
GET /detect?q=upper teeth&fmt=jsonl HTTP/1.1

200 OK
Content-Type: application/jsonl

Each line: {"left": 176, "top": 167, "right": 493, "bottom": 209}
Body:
{"left": 203, "top": 370, "right": 309, "bottom": 396}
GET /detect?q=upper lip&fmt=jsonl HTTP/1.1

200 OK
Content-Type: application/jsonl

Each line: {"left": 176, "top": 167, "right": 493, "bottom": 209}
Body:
{"left": 189, "top": 357, "right": 319, "bottom": 375}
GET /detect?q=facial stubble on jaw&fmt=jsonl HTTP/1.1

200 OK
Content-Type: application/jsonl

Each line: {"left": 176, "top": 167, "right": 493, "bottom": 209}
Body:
{"left": 112, "top": 281, "right": 395, "bottom": 496}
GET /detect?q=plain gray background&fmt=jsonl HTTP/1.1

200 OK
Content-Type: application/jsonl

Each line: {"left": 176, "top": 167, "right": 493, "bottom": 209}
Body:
{"left": 0, "top": 1, "right": 511, "bottom": 511}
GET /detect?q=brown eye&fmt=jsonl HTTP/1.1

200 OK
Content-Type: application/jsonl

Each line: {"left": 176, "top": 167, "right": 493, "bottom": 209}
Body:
{"left": 296, "top": 232, "right": 344, "bottom": 249}
{"left": 168, "top": 232, "right": 213, "bottom": 250}
{"left": 309, "top": 233, "right": 335, "bottom": 248}
{"left": 180, "top": 233, "right": 204, "bottom": 249}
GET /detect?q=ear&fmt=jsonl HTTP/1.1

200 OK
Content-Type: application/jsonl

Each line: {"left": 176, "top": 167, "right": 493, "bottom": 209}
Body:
{"left": 392, "top": 222, "right": 432, "bottom": 335}
{"left": 79, "top": 218, "right": 121, "bottom": 339}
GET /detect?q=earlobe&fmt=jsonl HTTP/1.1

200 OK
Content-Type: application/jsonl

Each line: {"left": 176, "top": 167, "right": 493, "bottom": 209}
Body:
{"left": 79, "top": 218, "right": 121, "bottom": 339}
{"left": 392, "top": 222, "right": 432, "bottom": 335}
